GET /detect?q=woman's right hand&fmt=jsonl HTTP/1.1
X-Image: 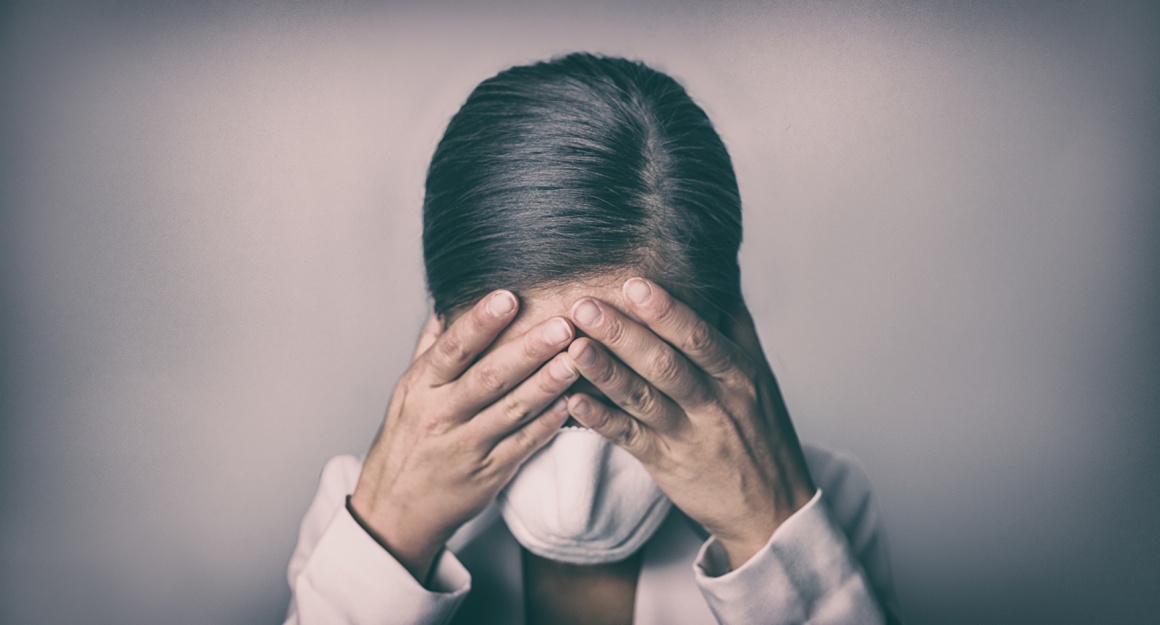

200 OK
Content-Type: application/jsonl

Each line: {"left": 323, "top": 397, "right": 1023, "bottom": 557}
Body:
{"left": 350, "top": 289, "right": 578, "bottom": 584}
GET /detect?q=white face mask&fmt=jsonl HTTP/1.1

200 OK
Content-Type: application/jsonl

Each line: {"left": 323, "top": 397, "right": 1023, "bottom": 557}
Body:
{"left": 497, "top": 425, "right": 672, "bottom": 565}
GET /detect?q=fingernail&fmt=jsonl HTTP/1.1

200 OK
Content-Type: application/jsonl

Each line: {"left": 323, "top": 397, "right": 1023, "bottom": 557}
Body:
{"left": 572, "top": 341, "right": 598, "bottom": 367}
{"left": 549, "top": 357, "right": 577, "bottom": 382}
{"left": 571, "top": 397, "right": 591, "bottom": 417}
{"left": 572, "top": 299, "right": 602, "bottom": 326}
{"left": 488, "top": 291, "right": 516, "bottom": 317}
{"left": 543, "top": 318, "right": 572, "bottom": 345}
{"left": 624, "top": 278, "right": 652, "bottom": 305}
{"left": 550, "top": 396, "right": 569, "bottom": 414}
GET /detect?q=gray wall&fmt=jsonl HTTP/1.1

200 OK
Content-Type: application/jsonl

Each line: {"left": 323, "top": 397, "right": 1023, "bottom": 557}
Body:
{"left": 2, "top": 1, "right": 1157, "bottom": 623}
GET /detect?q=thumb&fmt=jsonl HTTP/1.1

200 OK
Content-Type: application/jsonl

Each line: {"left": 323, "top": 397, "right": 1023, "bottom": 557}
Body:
{"left": 726, "top": 299, "right": 764, "bottom": 363}
{"left": 411, "top": 311, "right": 444, "bottom": 363}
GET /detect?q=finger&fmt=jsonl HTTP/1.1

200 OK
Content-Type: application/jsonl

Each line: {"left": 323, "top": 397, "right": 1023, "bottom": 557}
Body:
{"left": 449, "top": 315, "right": 575, "bottom": 415}
{"left": 620, "top": 277, "right": 748, "bottom": 380}
{"left": 565, "top": 338, "right": 684, "bottom": 433}
{"left": 419, "top": 290, "right": 519, "bottom": 384}
{"left": 724, "top": 299, "right": 766, "bottom": 364}
{"left": 566, "top": 392, "right": 659, "bottom": 462}
{"left": 410, "top": 313, "right": 444, "bottom": 363}
{"left": 487, "top": 395, "right": 571, "bottom": 468}
{"left": 467, "top": 352, "right": 579, "bottom": 443}
{"left": 570, "top": 296, "right": 714, "bottom": 407}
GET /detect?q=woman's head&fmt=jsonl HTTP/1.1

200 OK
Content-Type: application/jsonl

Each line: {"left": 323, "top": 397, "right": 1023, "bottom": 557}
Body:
{"left": 423, "top": 52, "right": 742, "bottom": 325}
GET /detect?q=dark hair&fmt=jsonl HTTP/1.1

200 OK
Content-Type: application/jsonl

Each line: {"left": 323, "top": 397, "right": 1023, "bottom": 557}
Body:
{"left": 422, "top": 52, "right": 743, "bottom": 323}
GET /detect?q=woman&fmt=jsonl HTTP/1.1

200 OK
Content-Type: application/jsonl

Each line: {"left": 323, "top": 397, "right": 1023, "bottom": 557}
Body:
{"left": 283, "top": 53, "right": 901, "bottom": 625}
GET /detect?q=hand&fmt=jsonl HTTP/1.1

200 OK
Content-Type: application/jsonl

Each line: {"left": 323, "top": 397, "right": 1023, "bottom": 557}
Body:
{"left": 564, "top": 278, "right": 817, "bottom": 569}
{"left": 351, "top": 290, "right": 579, "bottom": 583}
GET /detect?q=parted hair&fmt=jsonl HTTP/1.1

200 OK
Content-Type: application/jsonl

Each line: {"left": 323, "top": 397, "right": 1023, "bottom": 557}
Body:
{"left": 422, "top": 52, "right": 743, "bottom": 323}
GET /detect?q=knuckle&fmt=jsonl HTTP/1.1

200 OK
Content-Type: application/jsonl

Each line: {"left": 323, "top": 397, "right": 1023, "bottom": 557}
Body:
{"left": 437, "top": 334, "right": 473, "bottom": 368}
{"left": 445, "top": 431, "right": 477, "bottom": 456}
{"left": 420, "top": 411, "right": 453, "bottom": 435}
{"left": 396, "top": 369, "right": 420, "bottom": 391}
{"left": 478, "top": 454, "right": 510, "bottom": 481}
{"left": 689, "top": 382, "right": 718, "bottom": 407}
{"left": 469, "top": 451, "right": 503, "bottom": 480}
{"left": 707, "top": 396, "right": 733, "bottom": 419}
{"left": 617, "top": 420, "right": 646, "bottom": 450}
{"left": 602, "top": 316, "right": 627, "bottom": 345}
{"left": 520, "top": 430, "right": 544, "bottom": 453}
{"left": 686, "top": 320, "right": 714, "bottom": 355}
{"left": 702, "top": 400, "right": 730, "bottom": 426}
{"left": 650, "top": 348, "right": 684, "bottom": 387}
{"left": 740, "top": 377, "right": 760, "bottom": 404}
{"left": 590, "top": 355, "right": 618, "bottom": 386}
{"left": 509, "top": 427, "right": 538, "bottom": 453}
{"left": 716, "top": 357, "right": 744, "bottom": 380}
{"left": 727, "top": 359, "right": 759, "bottom": 390}
{"left": 499, "top": 394, "right": 531, "bottom": 426}
{"left": 624, "top": 382, "right": 657, "bottom": 415}
{"left": 474, "top": 363, "right": 508, "bottom": 394}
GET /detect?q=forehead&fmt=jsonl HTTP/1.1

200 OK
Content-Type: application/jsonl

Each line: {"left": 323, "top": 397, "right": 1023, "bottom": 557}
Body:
{"left": 524, "top": 283, "right": 641, "bottom": 332}
{"left": 449, "top": 274, "right": 644, "bottom": 352}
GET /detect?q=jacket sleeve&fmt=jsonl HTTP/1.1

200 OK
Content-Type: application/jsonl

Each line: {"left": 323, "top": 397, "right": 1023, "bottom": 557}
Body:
{"left": 282, "top": 455, "right": 472, "bottom": 625}
{"left": 692, "top": 449, "right": 901, "bottom": 625}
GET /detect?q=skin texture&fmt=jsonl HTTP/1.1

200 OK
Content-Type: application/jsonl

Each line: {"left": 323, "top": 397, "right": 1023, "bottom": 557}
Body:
{"left": 563, "top": 278, "right": 816, "bottom": 567}
{"left": 350, "top": 290, "right": 579, "bottom": 582}
{"left": 350, "top": 275, "right": 817, "bottom": 612}
{"left": 522, "top": 548, "right": 642, "bottom": 625}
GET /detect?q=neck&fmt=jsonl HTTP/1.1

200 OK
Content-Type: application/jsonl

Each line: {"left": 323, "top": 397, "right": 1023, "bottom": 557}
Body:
{"left": 521, "top": 547, "right": 642, "bottom": 625}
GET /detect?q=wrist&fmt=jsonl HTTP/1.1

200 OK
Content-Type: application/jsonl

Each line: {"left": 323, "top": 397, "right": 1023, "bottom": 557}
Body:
{"left": 716, "top": 536, "right": 766, "bottom": 570}
{"left": 345, "top": 494, "right": 446, "bottom": 585}
{"left": 713, "top": 485, "right": 818, "bottom": 570}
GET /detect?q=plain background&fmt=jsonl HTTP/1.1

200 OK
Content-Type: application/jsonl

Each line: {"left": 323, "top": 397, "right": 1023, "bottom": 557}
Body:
{"left": 2, "top": 1, "right": 1158, "bottom": 623}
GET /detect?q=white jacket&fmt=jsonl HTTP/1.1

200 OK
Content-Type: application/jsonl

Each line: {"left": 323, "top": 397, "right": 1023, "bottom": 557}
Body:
{"left": 283, "top": 443, "right": 901, "bottom": 624}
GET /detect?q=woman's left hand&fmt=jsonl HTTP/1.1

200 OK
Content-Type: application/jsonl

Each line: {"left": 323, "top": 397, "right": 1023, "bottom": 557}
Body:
{"left": 564, "top": 277, "right": 817, "bottom": 569}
